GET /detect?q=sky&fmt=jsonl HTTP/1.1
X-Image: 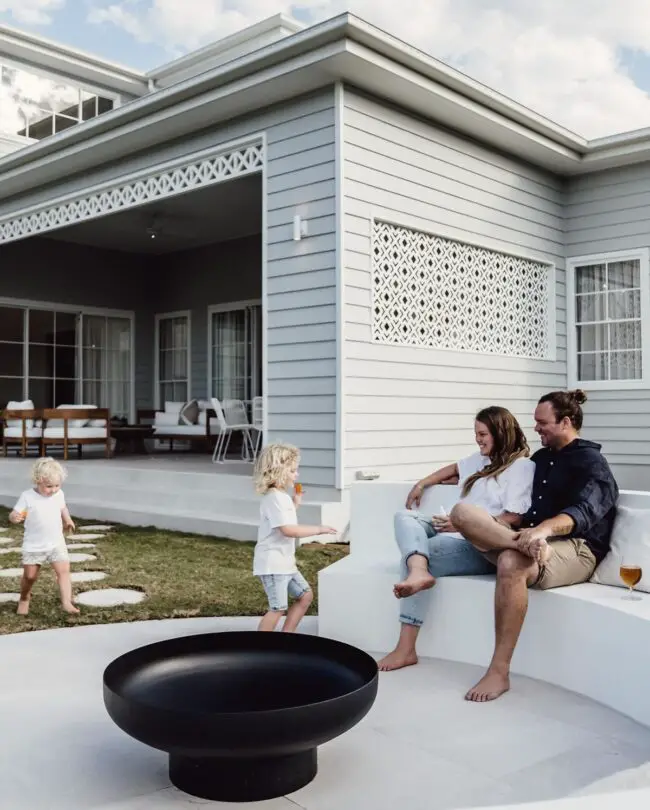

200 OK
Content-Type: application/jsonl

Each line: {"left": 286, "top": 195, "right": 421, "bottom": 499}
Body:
{"left": 2, "top": 1, "right": 650, "bottom": 139}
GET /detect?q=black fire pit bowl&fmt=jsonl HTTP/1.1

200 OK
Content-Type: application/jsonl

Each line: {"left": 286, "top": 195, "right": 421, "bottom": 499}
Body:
{"left": 103, "top": 631, "right": 378, "bottom": 802}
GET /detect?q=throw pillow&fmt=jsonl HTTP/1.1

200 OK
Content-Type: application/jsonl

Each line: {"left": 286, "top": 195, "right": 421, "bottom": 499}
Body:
{"left": 6, "top": 400, "right": 34, "bottom": 429}
{"left": 49, "top": 404, "right": 95, "bottom": 429}
{"left": 590, "top": 505, "right": 650, "bottom": 593}
{"left": 180, "top": 399, "right": 199, "bottom": 426}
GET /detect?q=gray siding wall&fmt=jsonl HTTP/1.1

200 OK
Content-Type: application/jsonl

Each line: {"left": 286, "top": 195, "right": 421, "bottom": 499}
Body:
{"left": 341, "top": 89, "right": 566, "bottom": 484}
{"left": 0, "top": 89, "right": 337, "bottom": 487}
{"left": 156, "top": 235, "right": 261, "bottom": 400}
{"left": 0, "top": 236, "right": 153, "bottom": 410}
{"left": 566, "top": 163, "right": 650, "bottom": 490}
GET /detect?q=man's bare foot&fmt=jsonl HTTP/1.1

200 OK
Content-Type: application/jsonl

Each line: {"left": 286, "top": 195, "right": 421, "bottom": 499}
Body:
{"left": 62, "top": 603, "right": 80, "bottom": 615}
{"left": 529, "top": 538, "right": 552, "bottom": 565}
{"left": 377, "top": 649, "right": 419, "bottom": 671}
{"left": 393, "top": 571, "right": 436, "bottom": 598}
{"left": 16, "top": 599, "right": 29, "bottom": 616}
{"left": 465, "top": 670, "right": 510, "bottom": 702}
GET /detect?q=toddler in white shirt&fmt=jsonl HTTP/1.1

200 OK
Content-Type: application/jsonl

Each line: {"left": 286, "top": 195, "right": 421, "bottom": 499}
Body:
{"left": 9, "top": 457, "right": 78, "bottom": 617}
{"left": 253, "top": 442, "right": 336, "bottom": 632}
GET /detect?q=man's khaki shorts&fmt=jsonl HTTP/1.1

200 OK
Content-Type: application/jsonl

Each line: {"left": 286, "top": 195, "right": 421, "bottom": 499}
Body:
{"left": 532, "top": 538, "right": 597, "bottom": 590}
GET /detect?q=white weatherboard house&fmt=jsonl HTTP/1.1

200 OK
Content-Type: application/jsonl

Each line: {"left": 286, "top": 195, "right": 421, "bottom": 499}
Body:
{"left": 1, "top": 12, "right": 650, "bottom": 536}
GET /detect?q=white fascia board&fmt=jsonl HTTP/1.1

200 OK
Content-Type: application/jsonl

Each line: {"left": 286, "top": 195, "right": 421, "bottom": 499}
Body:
{"left": 0, "top": 23, "right": 147, "bottom": 97}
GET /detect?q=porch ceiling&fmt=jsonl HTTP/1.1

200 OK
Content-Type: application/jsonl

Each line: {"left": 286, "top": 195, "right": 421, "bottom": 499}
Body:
{"left": 46, "top": 174, "right": 262, "bottom": 255}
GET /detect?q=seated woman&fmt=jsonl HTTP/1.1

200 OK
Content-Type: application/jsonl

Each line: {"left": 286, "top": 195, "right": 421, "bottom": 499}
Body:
{"left": 378, "top": 406, "right": 534, "bottom": 672}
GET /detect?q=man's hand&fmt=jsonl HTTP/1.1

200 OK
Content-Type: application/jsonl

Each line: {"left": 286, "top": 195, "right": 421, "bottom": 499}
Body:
{"left": 514, "top": 526, "right": 550, "bottom": 562}
{"left": 406, "top": 483, "right": 424, "bottom": 510}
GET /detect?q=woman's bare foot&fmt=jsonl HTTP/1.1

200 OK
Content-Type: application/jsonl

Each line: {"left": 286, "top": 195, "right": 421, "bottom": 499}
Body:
{"left": 465, "top": 669, "right": 510, "bottom": 702}
{"left": 62, "top": 603, "right": 80, "bottom": 615}
{"left": 393, "top": 571, "right": 436, "bottom": 598}
{"left": 16, "top": 599, "right": 29, "bottom": 616}
{"left": 377, "top": 649, "right": 418, "bottom": 671}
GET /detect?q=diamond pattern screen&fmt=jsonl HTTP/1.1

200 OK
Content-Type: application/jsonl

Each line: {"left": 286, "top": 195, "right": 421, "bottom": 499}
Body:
{"left": 372, "top": 221, "right": 551, "bottom": 359}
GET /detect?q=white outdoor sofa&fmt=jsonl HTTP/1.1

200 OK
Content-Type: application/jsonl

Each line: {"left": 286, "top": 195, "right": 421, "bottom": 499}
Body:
{"left": 319, "top": 481, "right": 650, "bottom": 727}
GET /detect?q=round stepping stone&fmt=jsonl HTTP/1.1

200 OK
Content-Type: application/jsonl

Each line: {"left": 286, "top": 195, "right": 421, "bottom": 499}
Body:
{"left": 75, "top": 588, "right": 144, "bottom": 607}
{"left": 68, "top": 553, "right": 97, "bottom": 563}
{"left": 0, "top": 527, "right": 8, "bottom": 533}
{"left": 80, "top": 525, "right": 114, "bottom": 531}
{"left": 0, "top": 569, "right": 23, "bottom": 578}
{"left": 70, "top": 571, "right": 107, "bottom": 583}
{"left": 0, "top": 537, "right": 14, "bottom": 545}
{"left": 0, "top": 548, "right": 21, "bottom": 555}
{"left": 0, "top": 593, "right": 19, "bottom": 603}
{"left": 67, "top": 534, "right": 105, "bottom": 541}
{"left": 66, "top": 543, "right": 96, "bottom": 550}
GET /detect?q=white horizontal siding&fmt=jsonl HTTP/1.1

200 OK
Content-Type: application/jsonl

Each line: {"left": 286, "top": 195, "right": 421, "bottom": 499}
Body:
{"left": 341, "top": 89, "right": 567, "bottom": 484}
{"left": 565, "top": 162, "right": 650, "bottom": 489}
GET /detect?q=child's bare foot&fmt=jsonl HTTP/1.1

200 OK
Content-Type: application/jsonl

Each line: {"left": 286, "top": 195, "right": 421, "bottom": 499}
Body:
{"left": 393, "top": 571, "right": 436, "bottom": 598}
{"left": 377, "top": 649, "right": 419, "bottom": 671}
{"left": 62, "top": 602, "right": 80, "bottom": 615}
{"left": 16, "top": 599, "right": 29, "bottom": 616}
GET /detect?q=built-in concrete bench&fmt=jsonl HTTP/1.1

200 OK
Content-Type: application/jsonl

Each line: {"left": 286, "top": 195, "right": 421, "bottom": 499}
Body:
{"left": 319, "top": 482, "right": 650, "bottom": 727}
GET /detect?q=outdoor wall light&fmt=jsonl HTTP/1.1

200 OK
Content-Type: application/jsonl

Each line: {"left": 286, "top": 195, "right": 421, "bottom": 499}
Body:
{"left": 293, "top": 214, "right": 308, "bottom": 241}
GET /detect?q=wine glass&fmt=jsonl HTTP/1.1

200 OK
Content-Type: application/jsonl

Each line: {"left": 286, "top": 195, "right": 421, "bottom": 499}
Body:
{"left": 619, "top": 556, "right": 643, "bottom": 601}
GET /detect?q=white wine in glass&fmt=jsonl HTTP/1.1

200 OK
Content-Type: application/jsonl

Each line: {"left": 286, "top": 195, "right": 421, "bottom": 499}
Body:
{"left": 620, "top": 561, "right": 643, "bottom": 601}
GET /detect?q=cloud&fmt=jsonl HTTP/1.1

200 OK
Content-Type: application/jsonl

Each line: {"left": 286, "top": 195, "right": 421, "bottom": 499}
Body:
{"left": 79, "top": 1, "right": 650, "bottom": 137}
{"left": 0, "top": 0, "right": 64, "bottom": 25}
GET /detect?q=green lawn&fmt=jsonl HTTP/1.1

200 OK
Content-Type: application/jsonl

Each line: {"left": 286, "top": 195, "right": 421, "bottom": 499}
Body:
{"left": 0, "top": 507, "right": 348, "bottom": 635}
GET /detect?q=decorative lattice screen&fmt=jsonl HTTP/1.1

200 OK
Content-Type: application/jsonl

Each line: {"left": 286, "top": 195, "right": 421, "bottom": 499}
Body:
{"left": 372, "top": 221, "right": 551, "bottom": 359}
{"left": 0, "top": 141, "right": 264, "bottom": 244}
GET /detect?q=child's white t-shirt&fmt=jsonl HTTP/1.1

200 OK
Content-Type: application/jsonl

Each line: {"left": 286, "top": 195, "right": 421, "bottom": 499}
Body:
{"left": 254, "top": 489, "right": 298, "bottom": 576}
{"left": 14, "top": 488, "right": 66, "bottom": 552}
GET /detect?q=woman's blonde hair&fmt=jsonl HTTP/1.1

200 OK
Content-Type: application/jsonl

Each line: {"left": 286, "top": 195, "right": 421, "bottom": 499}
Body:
{"left": 31, "top": 457, "right": 67, "bottom": 486}
{"left": 253, "top": 442, "right": 300, "bottom": 494}
{"left": 462, "top": 406, "right": 529, "bottom": 497}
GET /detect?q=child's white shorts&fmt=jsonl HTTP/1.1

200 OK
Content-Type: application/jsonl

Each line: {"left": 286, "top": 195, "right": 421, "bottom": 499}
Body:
{"left": 22, "top": 544, "right": 69, "bottom": 566}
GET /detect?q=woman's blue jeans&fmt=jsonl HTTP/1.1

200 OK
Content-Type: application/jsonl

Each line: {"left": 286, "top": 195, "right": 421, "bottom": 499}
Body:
{"left": 394, "top": 509, "right": 495, "bottom": 627}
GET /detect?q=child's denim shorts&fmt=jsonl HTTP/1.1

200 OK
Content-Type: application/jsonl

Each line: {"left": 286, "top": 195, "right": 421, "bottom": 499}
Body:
{"left": 258, "top": 572, "right": 311, "bottom": 612}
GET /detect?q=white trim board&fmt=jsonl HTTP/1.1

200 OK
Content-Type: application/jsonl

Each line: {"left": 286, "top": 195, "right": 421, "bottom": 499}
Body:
{"left": 566, "top": 248, "right": 650, "bottom": 392}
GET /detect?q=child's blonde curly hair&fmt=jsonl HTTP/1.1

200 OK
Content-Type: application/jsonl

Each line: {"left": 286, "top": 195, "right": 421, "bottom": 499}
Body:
{"left": 31, "top": 456, "right": 67, "bottom": 486}
{"left": 253, "top": 442, "right": 300, "bottom": 494}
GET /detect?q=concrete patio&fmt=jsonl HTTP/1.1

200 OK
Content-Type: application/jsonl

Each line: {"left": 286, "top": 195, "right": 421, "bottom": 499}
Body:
{"left": 2, "top": 616, "right": 650, "bottom": 810}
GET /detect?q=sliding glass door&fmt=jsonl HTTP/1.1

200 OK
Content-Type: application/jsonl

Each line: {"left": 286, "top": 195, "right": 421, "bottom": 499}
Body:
{"left": 209, "top": 302, "right": 261, "bottom": 402}
{"left": 156, "top": 312, "right": 190, "bottom": 407}
{"left": 0, "top": 303, "right": 132, "bottom": 418}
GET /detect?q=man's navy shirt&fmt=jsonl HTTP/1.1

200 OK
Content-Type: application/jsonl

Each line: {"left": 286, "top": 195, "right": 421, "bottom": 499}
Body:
{"left": 521, "top": 438, "right": 618, "bottom": 563}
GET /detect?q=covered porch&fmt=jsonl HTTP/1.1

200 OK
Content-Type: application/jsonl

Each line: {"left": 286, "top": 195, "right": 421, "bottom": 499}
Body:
{"left": 0, "top": 166, "right": 264, "bottom": 461}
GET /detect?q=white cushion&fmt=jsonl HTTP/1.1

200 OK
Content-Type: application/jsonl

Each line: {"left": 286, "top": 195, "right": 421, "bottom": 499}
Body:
{"left": 4, "top": 427, "right": 42, "bottom": 438}
{"left": 180, "top": 399, "right": 199, "bottom": 426}
{"left": 591, "top": 505, "right": 650, "bottom": 593}
{"left": 198, "top": 412, "right": 221, "bottom": 430}
{"left": 164, "top": 401, "right": 184, "bottom": 416}
{"left": 43, "top": 427, "right": 107, "bottom": 439}
{"left": 155, "top": 412, "right": 180, "bottom": 427}
{"left": 154, "top": 425, "right": 207, "bottom": 436}
{"left": 88, "top": 419, "right": 107, "bottom": 428}
{"left": 6, "top": 400, "right": 34, "bottom": 429}
{"left": 48, "top": 404, "right": 96, "bottom": 429}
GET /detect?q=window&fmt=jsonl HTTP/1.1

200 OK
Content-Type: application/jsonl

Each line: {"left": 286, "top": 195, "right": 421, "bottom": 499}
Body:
{"left": 0, "top": 61, "right": 115, "bottom": 142}
{"left": 568, "top": 250, "right": 650, "bottom": 389}
{"left": 155, "top": 312, "right": 190, "bottom": 407}
{"left": 372, "top": 221, "right": 553, "bottom": 359}
{"left": 0, "top": 302, "right": 133, "bottom": 417}
{"left": 208, "top": 302, "right": 261, "bottom": 402}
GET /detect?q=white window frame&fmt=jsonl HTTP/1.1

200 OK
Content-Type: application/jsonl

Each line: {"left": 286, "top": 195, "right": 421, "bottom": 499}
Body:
{"left": 0, "top": 295, "right": 135, "bottom": 420}
{"left": 154, "top": 311, "right": 191, "bottom": 410}
{"left": 207, "top": 299, "right": 262, "bottom": 403}
{"left": 567, "top": 248, "right": 650, "bottom": 390}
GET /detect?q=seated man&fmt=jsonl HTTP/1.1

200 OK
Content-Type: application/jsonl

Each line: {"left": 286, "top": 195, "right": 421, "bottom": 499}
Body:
{"left": 451, "top": 389, "right": 618, "bottom": 703}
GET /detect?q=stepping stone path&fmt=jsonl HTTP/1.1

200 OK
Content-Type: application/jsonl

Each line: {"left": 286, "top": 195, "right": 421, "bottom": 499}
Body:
{"left": 67, "top": 543, "right": 96, "bottom": 550}
{"left": 0, "top": 537, "right": 13, "bottom": 545}
{"left": 67, "top": 534, "right": 105, "bottom": 541}
{"left": 76, "top": 588, "right": 145, "bottom": 607}
{"left": 79, "top": 525, "right": 114, "bottom": 532}
{"left": 0, "top": 527, "right": 7, "bottom": 533}
{"left": 0, "top": 569, "right": 23, "bottom": 578}
{"left": 68, "top": 553, "right": 97, "bottom": 563}
{"left": 0, "top": 548, "right": 21, "bottom": 554}
{"left": 71, "top": 571, "right": 107, "bottom": 583}
{"left": 0, "top": 593, "right": 19, "bottom": 603}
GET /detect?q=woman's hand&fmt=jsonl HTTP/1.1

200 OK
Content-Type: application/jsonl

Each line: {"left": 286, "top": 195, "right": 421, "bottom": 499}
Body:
{"left": 406, "top": 483, "right": 424, "bottom": 510}
{"left": 432, "top": 516, "right": 456, "bottom": 533}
